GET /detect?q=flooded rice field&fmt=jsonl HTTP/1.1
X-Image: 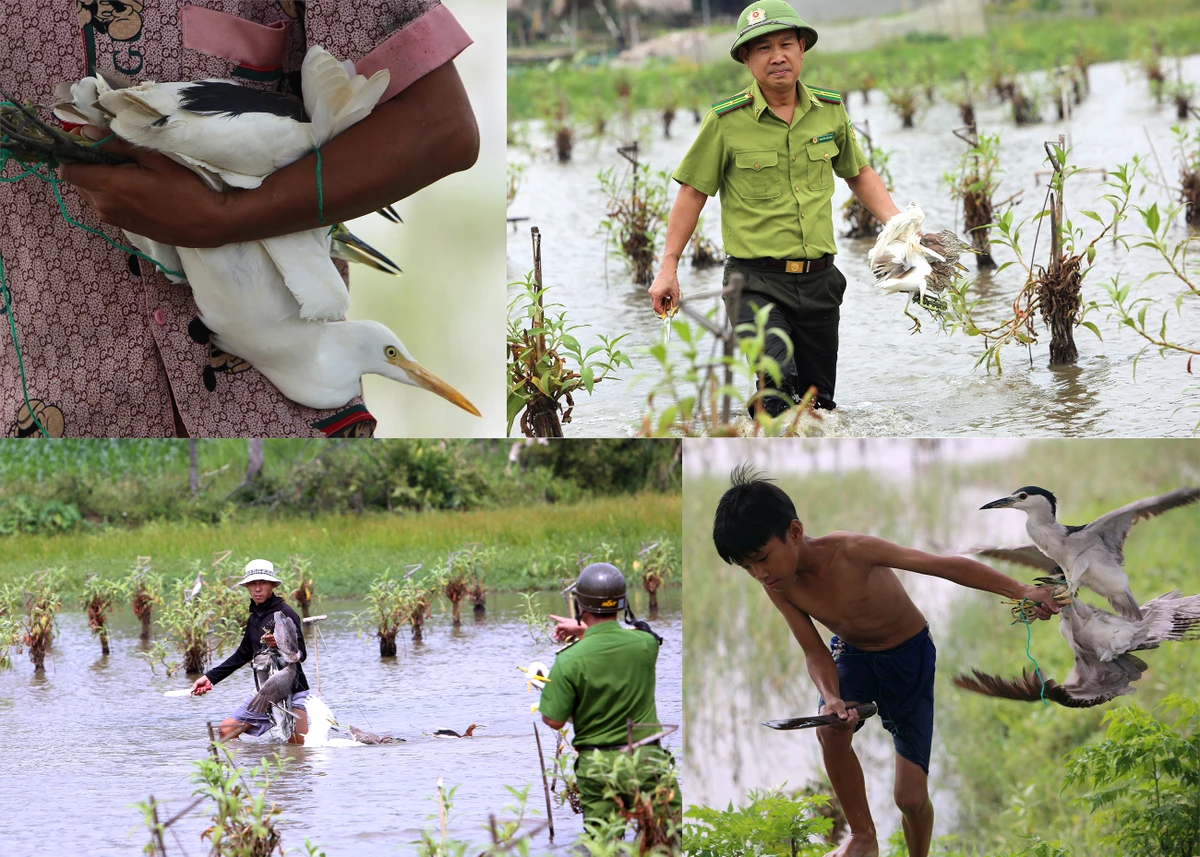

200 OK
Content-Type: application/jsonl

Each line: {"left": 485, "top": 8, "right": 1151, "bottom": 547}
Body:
{"left": 508, "top": 55, "right": 1200, "bottom": 437}
{"left": 0, "top": 589, "right": 681, "bottom": 855}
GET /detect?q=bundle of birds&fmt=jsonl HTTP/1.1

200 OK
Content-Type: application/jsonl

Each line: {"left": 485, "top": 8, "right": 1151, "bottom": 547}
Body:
{"left": 955, "top": 580, "right": 1200, "bottom": 708}
{"left": 953, "top": 484, "right": 1200, "bottom": 708}
{"left": 248, "top": 612, "right": 303, "bottom": 741}
{"left": 867, "top": 203, "right": 970, "bottom": 330}
{"left": 46, "top": 48, "right": 478, "bottom": 416}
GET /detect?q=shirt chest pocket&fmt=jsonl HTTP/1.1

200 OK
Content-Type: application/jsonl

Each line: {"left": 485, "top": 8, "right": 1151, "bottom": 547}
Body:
{"left": 732, "top": 150, "right": 781, "bottom": 200}
{"left": 806, "top": 140, "right": 839, "bottom": 190}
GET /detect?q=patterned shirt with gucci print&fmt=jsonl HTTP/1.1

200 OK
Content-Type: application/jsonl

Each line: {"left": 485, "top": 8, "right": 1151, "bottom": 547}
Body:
{"left": 0, "top": 1, "right": 471, "bottom": 437}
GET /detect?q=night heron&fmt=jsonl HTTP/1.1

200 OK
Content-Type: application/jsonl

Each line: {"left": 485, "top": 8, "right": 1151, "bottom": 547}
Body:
{"left": 954, "top": 574, "right": 1200, "bottom": 708}
{"left": 979, "top": 485, "right": 1200, "bottom": 621}
{"left": 247, "top": 611, "right": 302, "bottom": 737}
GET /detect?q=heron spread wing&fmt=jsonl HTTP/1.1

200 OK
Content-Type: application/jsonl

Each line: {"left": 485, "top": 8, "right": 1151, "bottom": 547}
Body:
{"left": 954, "top": 651, "right": 1147, "bottom": 709}
{"left": 967, "top": 543, "right": 1060, "bottom": 572}
{"left": 1081, "top": 486, "right": 1200, "bottom": 559}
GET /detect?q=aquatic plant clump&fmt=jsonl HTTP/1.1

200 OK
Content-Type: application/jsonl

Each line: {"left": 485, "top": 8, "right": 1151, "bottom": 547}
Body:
{"left": 81, "top": 574, "right": 123, "bottom": 656}
{"left": 289, "top": 556, "right": 314, "bottom": 619}
{"left": 507, "top": 243, "right": 631, "bottom": 437}
{"left": 128, "top": 559, "right": 162, "bottom": 643}
{"left": 946, "top": 132, "right": 1003, "bottom": 269}
{"left": 599, "top": 158, "right": 670, "bottom": 287}
{"left": 11, "top": 570, "right": 63, "bottom": 672}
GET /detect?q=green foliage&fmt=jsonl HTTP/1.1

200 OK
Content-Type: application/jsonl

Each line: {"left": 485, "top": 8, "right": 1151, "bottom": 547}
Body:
{"left": 139, "top": 562, "right": 244, "bottom": 676}
{"left": 639, "top": 302, "right": 822, "bottom": 437}
{"left": 506, "top": 270, "right": 632, "bottom": 437}
{"left": 598, "top": 162, "right": 670, "bottom": 287}
{"left": 946, "top": 152, "right": 1135, "bottom": 372}
{"left": 188, "top": 745, "right": 287, "bottom": 857}
{"left": 517, "top": 439, "right": 680, "bottom": 494}
{"left": 1063, "top": 695, "right": 1199, "bottom": 857}
{"left": 683, "top": 786, "right": 833, "bottom": 857}
{"left": 0, "top": 495, "right": 81, "bottom": 535}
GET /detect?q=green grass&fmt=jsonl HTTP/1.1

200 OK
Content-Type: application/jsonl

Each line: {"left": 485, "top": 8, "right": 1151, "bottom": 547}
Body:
{"left": 0, "top": 491, "right": 683, "bottom": 598}
{"left": 507, "top": 6, "right": 1200, "bottom": 121}
{"left": 682, "top": 439, "right": 1199, "bottom": 855}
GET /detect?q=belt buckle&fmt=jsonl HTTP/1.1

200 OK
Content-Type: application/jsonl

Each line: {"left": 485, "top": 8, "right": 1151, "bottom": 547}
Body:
{"left": 785, "top": 260, "right": 804, "bottom": 274}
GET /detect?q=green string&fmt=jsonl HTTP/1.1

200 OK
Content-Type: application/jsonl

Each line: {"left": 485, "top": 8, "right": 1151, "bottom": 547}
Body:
{"left": 314, "top": 146, "right": 324, "bottom": 225}
{"left": 1012, "top": 598, "right": 1049, "bottom": 706}
{"left": 0, "top": 254, "right": 49, "bottom": 438}
{"left": 0, "top": 105, "right": 185, "bottom": 279}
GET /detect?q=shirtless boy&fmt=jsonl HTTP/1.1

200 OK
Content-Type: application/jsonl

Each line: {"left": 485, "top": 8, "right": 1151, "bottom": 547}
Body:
{"left": 712, "top": 467, "right": 1059, "bottom": 857}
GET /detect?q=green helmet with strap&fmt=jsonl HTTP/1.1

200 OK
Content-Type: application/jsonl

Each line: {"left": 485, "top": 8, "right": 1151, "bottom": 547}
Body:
{"left": 730, "top": 0, "right": 819, "bottom": 63}
{"left": 568, "top": 563, "right": 627, "bottom": 615}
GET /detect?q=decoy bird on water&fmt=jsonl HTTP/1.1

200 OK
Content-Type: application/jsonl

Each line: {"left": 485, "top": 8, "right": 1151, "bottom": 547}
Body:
{"left": 50, "top": 49, "right": 479, "bottom": 416}
{"left": 434, "top": 724, "right": 481, "bottom": 738}
{"left": 979, "top": 485, "right": 1200, "bottom": 621}
{"left": 348, "top": 725, "right": 403, "bottom": 745}
{"left": 954, "top": 585, "right": 1200, "bottom": 707}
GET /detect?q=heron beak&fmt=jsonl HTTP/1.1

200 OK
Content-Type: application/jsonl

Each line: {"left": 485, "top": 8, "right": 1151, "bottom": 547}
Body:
{"left": 980, "top": 496, "right": 1016, "bottom": 510}
{"left": 388, "top": 353, "right": 481, "bottom": 416}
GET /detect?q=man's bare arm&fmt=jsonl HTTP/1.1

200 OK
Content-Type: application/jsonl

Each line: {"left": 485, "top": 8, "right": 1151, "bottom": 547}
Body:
{"left": 846, "top": 534, "right": 1060, "bottom": 617}
{"left": 61, "top": 62, "right": 478, "bottom": 248}
{"left": 647, "top": 183, "right": 708, "bottom": 315}
{"left": 843, "top": 166, "right": 900, "bottom": 226}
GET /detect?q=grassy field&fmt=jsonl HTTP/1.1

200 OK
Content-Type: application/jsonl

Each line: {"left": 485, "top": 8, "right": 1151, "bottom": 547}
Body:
{"left": 507, "top": 3, "right": 1200, "bottom": 120}
{"left": 683, "top": 439, "right": 1199, "bottom": 855}
{"left": 0, "top": 491, "right": 682, "bottom": 598}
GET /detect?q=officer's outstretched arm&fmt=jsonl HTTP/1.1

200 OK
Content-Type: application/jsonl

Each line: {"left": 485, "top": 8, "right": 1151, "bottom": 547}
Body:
{"left": 844, "top": 166, "right": 901, "bottom": 226}
{"left": 648, "top": 183, "right": 708, "bottom": 315}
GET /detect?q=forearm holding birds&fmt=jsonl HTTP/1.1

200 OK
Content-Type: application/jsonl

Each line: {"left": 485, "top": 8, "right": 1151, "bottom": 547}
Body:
{"left": 61, "top": 62, "right": 478, "bottom": 248}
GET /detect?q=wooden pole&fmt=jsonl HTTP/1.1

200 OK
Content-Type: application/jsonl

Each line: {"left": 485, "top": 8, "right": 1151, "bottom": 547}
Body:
{"left": 302, "top": 615, "right": 327, "bottom": 695}
{"left": 532, "top": 227, "right": 544, "bottom": 361}
{"left": 533, "top": 723, "right": 556, "bottom": 841}
{"left": 149, "top": 797, "right": 168, "bottom": 856}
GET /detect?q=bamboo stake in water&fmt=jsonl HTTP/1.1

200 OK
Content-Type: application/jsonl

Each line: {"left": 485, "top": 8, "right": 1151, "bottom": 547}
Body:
{"left": 302, "top": 615, "right": 327, "bottom": 695}
{"left": 533, "top": 722, "right": 555, "bottom": 841}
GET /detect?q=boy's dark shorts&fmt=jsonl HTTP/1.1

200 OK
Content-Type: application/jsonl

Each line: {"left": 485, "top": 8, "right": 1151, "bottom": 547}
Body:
{"left": 816, "top": 626, "right": 936, "bottom": 774}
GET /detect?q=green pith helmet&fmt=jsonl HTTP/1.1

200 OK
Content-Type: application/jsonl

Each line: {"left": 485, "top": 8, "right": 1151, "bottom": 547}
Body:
{"left": 569, "top": 563, "right": 628, "bottom": 615}
{"left": 730, "top": 0, "right": 819, "bottom": 63}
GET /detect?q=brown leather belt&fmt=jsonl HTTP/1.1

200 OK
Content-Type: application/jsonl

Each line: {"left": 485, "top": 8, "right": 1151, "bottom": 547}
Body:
{"left": 732, "top": 254, "right": 834, "bottom": 274}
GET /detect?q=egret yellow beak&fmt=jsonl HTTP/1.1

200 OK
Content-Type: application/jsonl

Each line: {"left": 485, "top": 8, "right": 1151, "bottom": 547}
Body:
{"left": 388, "top": 353, "right": 481, "bottom": 416}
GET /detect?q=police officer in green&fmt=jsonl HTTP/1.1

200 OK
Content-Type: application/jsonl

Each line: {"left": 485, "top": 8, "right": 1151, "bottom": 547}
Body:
{"left": 539, "top": 562, "right": 682, "bottom": 844}
{"left": 648, "top": 0, "right": 904, "bottom": 413}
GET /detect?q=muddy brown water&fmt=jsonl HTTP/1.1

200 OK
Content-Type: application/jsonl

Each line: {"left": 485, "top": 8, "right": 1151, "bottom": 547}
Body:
{"left": 508, "top": 56, "right": 1200, "bottom": 437}
{"left": 0, "top": 590, "right": 681, "bottom": 855}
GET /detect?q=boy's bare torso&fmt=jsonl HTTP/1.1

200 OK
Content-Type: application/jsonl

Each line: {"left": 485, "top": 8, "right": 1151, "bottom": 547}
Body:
{"left": 776, "top": 531, "right": 928, "bottom": 650}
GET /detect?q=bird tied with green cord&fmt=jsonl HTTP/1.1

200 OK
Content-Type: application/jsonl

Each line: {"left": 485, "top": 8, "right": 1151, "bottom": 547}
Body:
{"left": 0, "top": 48, "right": 481, "bottom": 418}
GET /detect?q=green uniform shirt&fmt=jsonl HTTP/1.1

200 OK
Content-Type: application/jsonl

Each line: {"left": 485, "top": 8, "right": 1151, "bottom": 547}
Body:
{"left": 673, "top": 79, "right": 869, "bottom": 261}
{"left": 538, "top": 620, "right": 661, "bottom": 748}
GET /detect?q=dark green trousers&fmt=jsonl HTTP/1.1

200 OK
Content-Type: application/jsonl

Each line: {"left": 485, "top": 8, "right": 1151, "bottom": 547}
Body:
{"left": 575, "top": 745, "right": 682, "bottom": 843}
{"left": 721, "top": 258, "right": 848, "bottom": 411}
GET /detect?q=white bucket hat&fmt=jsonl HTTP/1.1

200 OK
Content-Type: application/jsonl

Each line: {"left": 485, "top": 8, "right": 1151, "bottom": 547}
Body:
{"left": 238, "top": 558, "right": 281, "bottom": 586}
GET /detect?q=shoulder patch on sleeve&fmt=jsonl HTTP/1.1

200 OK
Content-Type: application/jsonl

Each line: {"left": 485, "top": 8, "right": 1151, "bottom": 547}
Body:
{"left": 809, "top": 86, "right": 843, "bottom": 104}
{"left": 712, "top": 91, "right": 753, "bottom": 116}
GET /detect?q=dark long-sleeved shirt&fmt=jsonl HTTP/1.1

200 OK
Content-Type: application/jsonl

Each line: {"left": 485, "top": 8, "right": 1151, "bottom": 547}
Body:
{"left": 205, "top": 594, "right": 309, "bottom": 694}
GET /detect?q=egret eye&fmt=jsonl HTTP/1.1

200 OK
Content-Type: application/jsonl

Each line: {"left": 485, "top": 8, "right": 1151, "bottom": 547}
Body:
{"left": 384, "top": 345, "right": 399, "bottom": 359}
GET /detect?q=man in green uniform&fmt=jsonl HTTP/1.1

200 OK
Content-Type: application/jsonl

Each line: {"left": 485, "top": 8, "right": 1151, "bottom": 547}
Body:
{"left": 540, "top": 563, "right": 682, "bottom": 844}
{"left": 648, "top": 0, "right": 905, "bottom": 413}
